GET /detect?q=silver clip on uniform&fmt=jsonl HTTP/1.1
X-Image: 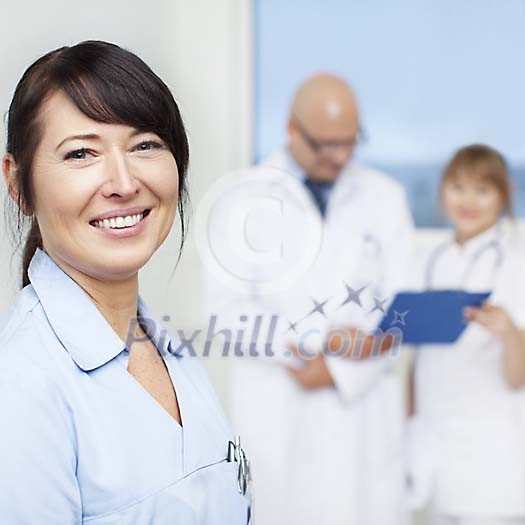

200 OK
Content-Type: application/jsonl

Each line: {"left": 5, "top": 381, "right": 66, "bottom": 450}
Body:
{"left": 227, "top": 435, "right": 251, "bottom": 496}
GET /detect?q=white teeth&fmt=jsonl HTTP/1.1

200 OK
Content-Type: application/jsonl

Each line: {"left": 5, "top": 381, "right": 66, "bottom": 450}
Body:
{"left": 94, "top": 212, "right": 145, "bottom": 229}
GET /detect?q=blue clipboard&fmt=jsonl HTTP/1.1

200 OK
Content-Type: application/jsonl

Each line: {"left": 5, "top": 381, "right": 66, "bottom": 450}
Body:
{"left": 378, "top": 290, "right": 491, "bottom": 344}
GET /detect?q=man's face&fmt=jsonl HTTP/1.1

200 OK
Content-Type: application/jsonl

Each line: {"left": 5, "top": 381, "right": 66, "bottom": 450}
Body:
{"left": 287, "top": 110, "right": 359, "bottom": 182}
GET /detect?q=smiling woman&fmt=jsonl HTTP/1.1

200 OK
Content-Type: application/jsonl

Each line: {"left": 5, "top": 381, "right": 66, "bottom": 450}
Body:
{"left": 3, "top": 41, "right": 189, "bottom": 287}
{"left": 0, "top": 41, "right": 251, "bottom": 524}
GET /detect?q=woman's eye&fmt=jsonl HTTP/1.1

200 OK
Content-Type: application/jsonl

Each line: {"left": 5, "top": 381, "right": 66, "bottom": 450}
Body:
{"left": 134, "top": 140, "right": 164, "bottom": 152}
{"left": 64, "top": 148, "right": 92, "bottom": 161}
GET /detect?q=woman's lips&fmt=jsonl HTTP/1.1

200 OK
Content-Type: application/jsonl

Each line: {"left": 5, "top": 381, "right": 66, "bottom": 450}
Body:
{"left": 457, "top": 209, "right": 481, "bottom": 220}
{"left": 89, "top": 209, "right": 152, "bottom": 239}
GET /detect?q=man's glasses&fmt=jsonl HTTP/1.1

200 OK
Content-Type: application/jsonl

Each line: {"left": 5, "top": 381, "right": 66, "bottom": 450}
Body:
{"left": 292, "top": 116, "right": 366, "bottom": 157}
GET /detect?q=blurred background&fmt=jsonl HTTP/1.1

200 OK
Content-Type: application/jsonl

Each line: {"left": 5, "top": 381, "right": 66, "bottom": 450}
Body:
{"left": 254, "top": 0, "right": 525, "bottom": 225}
{"left": 0, "top": 1, "right": 524, "bottom": 522}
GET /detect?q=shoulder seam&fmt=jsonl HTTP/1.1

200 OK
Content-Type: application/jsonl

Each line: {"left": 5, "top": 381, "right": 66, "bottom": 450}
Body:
{"left": 0, "top": 293, "right": 41, "bottom": 349}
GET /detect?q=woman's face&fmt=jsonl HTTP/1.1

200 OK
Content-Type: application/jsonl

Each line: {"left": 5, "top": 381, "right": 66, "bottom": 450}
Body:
{"left": 23, "top": 90, "right": 179, "bottom": 280}
{"left": 441, "top": 172, "right": 503, "bottom": 242}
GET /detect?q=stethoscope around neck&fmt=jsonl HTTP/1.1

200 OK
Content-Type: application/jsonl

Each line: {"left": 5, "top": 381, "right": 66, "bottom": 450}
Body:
{"left": 424, "top": 235, "right": 505, "bottom": 290}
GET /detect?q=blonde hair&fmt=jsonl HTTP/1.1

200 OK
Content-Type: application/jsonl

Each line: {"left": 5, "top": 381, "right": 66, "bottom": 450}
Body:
{"left": 441, "top": 144, "right": 513, "bottom": 216}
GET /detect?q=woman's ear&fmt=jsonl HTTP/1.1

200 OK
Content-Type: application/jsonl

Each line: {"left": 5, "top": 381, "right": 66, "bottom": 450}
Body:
{"left": 2, "top": 153, "right": 31, "bottom": 216}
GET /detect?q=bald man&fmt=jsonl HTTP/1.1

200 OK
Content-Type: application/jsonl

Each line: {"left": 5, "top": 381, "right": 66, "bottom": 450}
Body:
{"left": 204, "top": 74, "right": 414, "bottom": 525}
{"left": 288, "top": 73, "right": 360, "bottom": 184}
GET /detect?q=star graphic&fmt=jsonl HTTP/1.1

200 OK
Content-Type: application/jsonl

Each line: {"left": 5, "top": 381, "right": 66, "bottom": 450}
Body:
{"left": 369, "top": 297, "right": 388, "bottom": 315}
{"left": 392, "top": 310, "right": 409, "bottom": 326}
{"left": 338, "top": 283, "right": 368, "bottom": 310}
{"left": 305, "top": 296, "right": 330, "bottom": 318}
{"left": 285, "top": 319, "right": 299, "bottom": 334}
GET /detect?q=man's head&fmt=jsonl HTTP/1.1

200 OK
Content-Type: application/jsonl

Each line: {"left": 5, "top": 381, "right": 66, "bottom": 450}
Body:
{"left": 287, "top": 73, "right": 360, "bottom": 182}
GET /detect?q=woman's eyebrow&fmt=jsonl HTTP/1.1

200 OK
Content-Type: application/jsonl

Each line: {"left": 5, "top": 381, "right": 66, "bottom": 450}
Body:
{"left": 55, "top": 133, "right": 100, "bottom": 152}
{"left": 55, "top": 129, "right": 145, "bottom": 152}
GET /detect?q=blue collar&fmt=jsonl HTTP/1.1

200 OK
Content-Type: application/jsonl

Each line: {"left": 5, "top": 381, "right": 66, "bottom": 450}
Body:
{"left": 28, "top": 247, "right": 178, "bottom": 371}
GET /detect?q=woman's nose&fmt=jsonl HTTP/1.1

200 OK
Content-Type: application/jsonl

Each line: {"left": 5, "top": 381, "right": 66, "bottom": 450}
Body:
{"left": 102, "top": 153, "right": 140, "bottom": 198}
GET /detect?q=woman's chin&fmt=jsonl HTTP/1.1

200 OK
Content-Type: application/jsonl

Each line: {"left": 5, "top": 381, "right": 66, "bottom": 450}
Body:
{"left": 81, "top": 249, "right": 152, "bottom": 281}
{"left": 455, "top": 221, "right": 495, "bottom": 242}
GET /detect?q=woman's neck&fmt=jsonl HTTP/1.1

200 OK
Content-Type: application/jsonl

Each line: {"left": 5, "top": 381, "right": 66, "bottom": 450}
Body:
{"left": 454, "top": 221, "right": 499, "bottom": 246}
{"left": 49, "top": 251, "right": 141, "bottom": 343}
{"left": 80, "top": 275, "right": 140, "bottom": 344}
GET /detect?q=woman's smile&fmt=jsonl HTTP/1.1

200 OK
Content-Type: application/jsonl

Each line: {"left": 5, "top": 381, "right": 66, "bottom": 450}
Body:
{"left": 89, "top": 204, "right": 153, "bottom": 239}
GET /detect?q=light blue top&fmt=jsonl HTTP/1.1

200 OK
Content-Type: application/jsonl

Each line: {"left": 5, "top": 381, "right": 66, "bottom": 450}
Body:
{"left": 0, "top": 248, "right": 251, "bottom": 524}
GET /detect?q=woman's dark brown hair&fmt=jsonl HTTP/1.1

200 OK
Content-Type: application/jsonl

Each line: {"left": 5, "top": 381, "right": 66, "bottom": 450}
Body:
{"left": 441, "top": 144, "right": 513, "bottom": 216}
{"left": 3, "top": 40, "right": 190, "bottom": 288}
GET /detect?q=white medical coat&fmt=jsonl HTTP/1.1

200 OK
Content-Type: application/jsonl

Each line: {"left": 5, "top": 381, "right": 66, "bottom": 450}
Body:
{"left": 203, "top": 148, "right": 414, "bottom": 525}
{"left": 409, "top": 223, "right": 525, "bottom": 517}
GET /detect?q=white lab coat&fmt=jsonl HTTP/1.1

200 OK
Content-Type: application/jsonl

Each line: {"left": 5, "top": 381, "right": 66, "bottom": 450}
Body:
{"left": 408, "top": 223, "right": 525, "bottom": 518}
{"left": 202, "top": 148, "right": 414, "bottom": 525}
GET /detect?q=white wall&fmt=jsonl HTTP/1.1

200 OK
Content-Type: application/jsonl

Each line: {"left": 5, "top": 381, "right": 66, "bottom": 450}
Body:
{"left": 141, "top": 0, "right": 254, "bottom": 402}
